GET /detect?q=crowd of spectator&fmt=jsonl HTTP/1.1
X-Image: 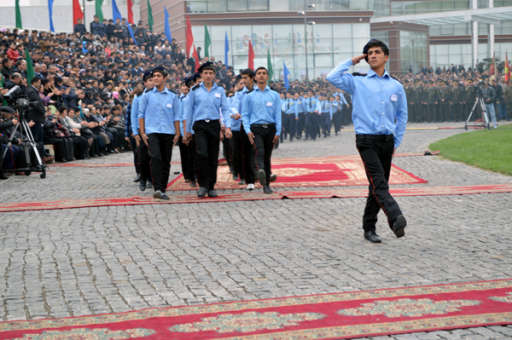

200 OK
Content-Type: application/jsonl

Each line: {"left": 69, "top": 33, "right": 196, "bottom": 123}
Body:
{"left": 1, "top": 19, "right": 510, "bottom": 177}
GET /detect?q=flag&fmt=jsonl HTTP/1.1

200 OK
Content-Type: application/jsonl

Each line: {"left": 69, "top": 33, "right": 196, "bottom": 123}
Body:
{"left": 204, "top": 25, "right": 211, "bottom": 58}
{"left": 283, "top": 62, "right": 290, "bottom": 90}
{"left": 505, "top": 52, "right": 510, "bottom": 84}
{"left": 48, "top": 0, "right": 55, "bottom": 32}
{"left": 224, "top": 32, "right": 229, "bottom": 66}
{"left": 267, "top": 49, "right": 273, "bottom": 82}
{"left": 185, "top": 16, "right": 194, "bottom": 58}
{"left": 489, "top": 54, "right": 495, "bottom": 75}
{"left": 127, "top": 23, "right": 138, "bottom": 46}
{"left": 248, "top": 40, "right": 254, "bottom": 70}
{"left": 72, "top": 0, "right": 84, "bottom": 26}
{"left": 192, "top": 45, "right": 200, "bottom": 72}
{"left": 146, "top": 0, "right": 153, "bottom": 32}
{"left": 15, "top": 0, "right": 22, "bottom": 29}
{"left": 82, "top": 41, "right": 88, "bottom": 54}
{"left": 95, "top": 0, "right": 104, "bottom": 22}
{"left": 127, "top": 0, "right": 134, "bottom": 24}
{"left": 25, "top": 48, "right": 34, "bottom": 84}
{"left": 164, "top": 8, "right": 172, "bottom": 44}
{"left": 112, "top": 0, "right": 122, "bottom": 23}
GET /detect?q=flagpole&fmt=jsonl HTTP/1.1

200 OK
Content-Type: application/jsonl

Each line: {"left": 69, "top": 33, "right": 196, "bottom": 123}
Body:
{"left": 82, "top": 0, "right": 86, "bottom": 26}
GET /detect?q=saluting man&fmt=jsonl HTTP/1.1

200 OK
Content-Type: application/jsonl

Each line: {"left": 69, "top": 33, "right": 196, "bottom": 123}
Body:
{"left": 184, "top": 62, "right": 231, "bottom": 198}
{"left": 327, "top": 39, "right": 408, "bottom": 243}
{"left": 138, "top": 66, "right": 181, "bottom": 200}
{"left": 241, "top": 67, "right": 281, "bottom": 194}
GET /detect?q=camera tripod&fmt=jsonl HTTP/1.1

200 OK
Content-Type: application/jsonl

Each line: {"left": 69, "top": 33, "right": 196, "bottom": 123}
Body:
{"left": 0, "top": 108, "right": 46, "bottom": 179}
{"left": 465, "top": 96, "right": 490, "bottom": 130}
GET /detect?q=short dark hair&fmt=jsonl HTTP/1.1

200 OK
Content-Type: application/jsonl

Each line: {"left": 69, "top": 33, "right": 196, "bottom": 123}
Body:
{"left": 239, "top": 68, "right": 254, "bottom": 78}
{"left": 255, "top": 66, "right": 267, "bottom": 74}
{"left": 363, "top": 39, "right": 389, "bottom": 61}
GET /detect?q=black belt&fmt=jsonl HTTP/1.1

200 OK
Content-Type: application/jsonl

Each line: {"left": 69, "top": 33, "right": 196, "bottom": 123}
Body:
{"left": 356, "top": 134, "right": 394, "bottom": 142}
{"left": 197, "top": 119, "right": 219, "bottom": 124}
{"left": 251, "top": 123, "right": 275, "bottom": 129}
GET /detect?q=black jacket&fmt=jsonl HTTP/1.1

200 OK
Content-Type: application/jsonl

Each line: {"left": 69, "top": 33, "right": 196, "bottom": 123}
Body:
{"left": 24, "top": 85, "right": 46, "bottom": 123}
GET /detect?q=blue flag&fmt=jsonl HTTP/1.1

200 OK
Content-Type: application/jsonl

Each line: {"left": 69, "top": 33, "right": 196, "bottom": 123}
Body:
{"left": 164, "top": 8, "right": 172, "bottom": 44}
{"left": 283, "top": 62, "right": 290, "bottom": 90}
{"left": 112, "top": 0, "right": 122, "bottom": 23}
{"left": 82, "top": 41, "right": 88, "bottom": 54}
{"left": 224, "top": 32, "right": 229, "bottom": 67}
{"left": 127, "top": 22, "right": 138, "bottom": 46}
{"left": 48, "top": 0, "right": 55, "bottom": 32}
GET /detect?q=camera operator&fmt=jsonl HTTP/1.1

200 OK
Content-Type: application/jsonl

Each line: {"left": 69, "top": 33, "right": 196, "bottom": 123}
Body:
{"left": 480, "top": 79, "right": 498, "bottom": 129}
{"left": 0, "top": 107, "right": 29, "bottom": 178}
{"left": 25, "top": 76, "right": 46, "bottom": 159}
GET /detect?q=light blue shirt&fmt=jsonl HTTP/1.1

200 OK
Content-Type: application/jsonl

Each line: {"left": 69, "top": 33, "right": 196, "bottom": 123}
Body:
{"left": 285, "top": 98, "right": 297, "bottom": 118}
{"left": 241, "top": 85, "right": 282, "bottom": 136}
{"left": 137, "top": 87, "right": 180, "bottom": 135}
{"left": 281, "top": 98, "right": 288, "bottom": 112}
{"left": 183, "top": 82, "right": 230, "bottom": 134}
{"left": 130, "top": 94, "right": 141, "bottom": 136}
{"left": 295, "top": 97, "right": 305, "bottom": 113}
{"left": 178, "top": 93, "right": 187, "bottom": 136}
{"left": 326, "top": 59, "right": 408, "bottom": 147}
{"left": 226, "top": 95, "right": 241, "bottom": 131}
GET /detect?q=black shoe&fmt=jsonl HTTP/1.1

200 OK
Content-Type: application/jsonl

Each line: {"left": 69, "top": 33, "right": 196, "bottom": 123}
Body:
{"left": 391, "top": 215, "right": 407, "bottom": 238}
{"left": 153, "top": 191, "right": 162, "bottom": 199}
{"left": 189, "top": 180, "right": 197, "bottom": 188}
{"left": 263, "top": 185, "right": 273, "bottom": 194}
{"left": 197, "top": 187, "right": 208, "bottom": 198}
{"left": 160, "top": 192, "right": 170, "bottom": 200}
{"left": 257, "top": 169, "right": 267, "bottom": 186}
{"left": 364, "top": 231, "right": 382, "bottom": 243}
{"left": 270, "top": 174, "right": 277, "bottom": 182}
{"left": 139, "top": 180, "right": 146, "bottom": 191}
{"left": 208, "top": 190, "right": 218, "bottom": 198}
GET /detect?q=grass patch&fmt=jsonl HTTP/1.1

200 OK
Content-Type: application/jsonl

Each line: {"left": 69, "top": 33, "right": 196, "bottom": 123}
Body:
{"left": 429, "top": 124, "right": 512, "bottom": 176}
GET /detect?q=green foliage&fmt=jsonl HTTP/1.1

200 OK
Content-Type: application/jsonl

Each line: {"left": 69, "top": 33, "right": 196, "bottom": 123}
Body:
{"left": 429, "top": 124, "right": 512, "bottom": 176}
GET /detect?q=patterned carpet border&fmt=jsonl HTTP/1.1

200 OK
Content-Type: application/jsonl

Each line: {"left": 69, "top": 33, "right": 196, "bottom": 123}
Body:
{"left": 0, "top": 279, "right": 511, "bottom": 339}
{"left": 168, "top": 157, "right": 427, "bottom": 191}
{"left": 1, "top": 184, "right": 512, "bottom": 213}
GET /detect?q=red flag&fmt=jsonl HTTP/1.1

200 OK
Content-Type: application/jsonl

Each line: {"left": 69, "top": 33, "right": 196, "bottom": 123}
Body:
{"left": 72, "top": 0, "right": 83, "bottom": 26}
{"left": 193, "top": 45, "right": 200, "bottom": 72}
{"left": 489, "top": 54, "right": 495, "bottom": 75}
{"left": 505, "top": 52, "right": 510, "bottom": 84}
{"left": 248, "top": 40, "right": 254, "bottom": 70}
{"left": 186, "top": 16, "right": 194, "bottom": 58}
{"left": 127, "top": 0, "right": 134, "bottom": 24}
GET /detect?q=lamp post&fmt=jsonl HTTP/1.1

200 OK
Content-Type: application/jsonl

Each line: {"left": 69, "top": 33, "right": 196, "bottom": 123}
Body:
{"left": 298, "top": 3, "right": 315, "bottom": 81}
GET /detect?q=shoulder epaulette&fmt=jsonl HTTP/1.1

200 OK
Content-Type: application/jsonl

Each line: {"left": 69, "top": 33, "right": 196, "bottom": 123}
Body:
{"left": 390, "top": 75, "right": 401, "bottom": 83}
{"left": 352, "top": 72, "right": 367, "bottom": 77}
{"left": 191, "top": 84, "right": 200, "bottom": 91}
{"left": 246, "top": 88, "right": 254, "bottom": 94}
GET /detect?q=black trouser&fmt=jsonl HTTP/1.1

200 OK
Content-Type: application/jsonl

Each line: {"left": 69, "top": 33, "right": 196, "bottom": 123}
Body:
{"left": 129, "top": 136, "right": 140, "bottom": 174}
{"left": 30, "top": 122, "right": 45, "bottom": 158}
{"left": 297, "top": 113, "right": 305, "bottom": 138}
{"left": 251, "top": 124, "right": 276, "bottom": 185}
{"left": 72, "top": 135, "right": 89, "bottom": 159}
{"left": 148, "top": 133, "right": 173, "bottom": 193}
{"left": 223, "top": 138, "right": 233, "bottom": 171}
{"left": 356, "top": 134, "right": 403, "bottom": 233}
{"left": 137, "top": 140, "right": 151, "bottom": 183}
{"left": 178, "top": 136, "right": 196, "bottom": 182}
{"left": 193, "top": 120, "right": 220, "bottom": 190}
{"left": 286, "top": 115, "right": 296, "bottom": 141}
{"left": 240, "top": 125, "right": 255, "bottom": 184}
{"left": 231, "top": 130, "right": 242, "bottom": 178}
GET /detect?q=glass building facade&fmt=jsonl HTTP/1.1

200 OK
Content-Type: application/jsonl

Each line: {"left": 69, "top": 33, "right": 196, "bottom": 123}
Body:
{"left": 179, "top": 0, "right": 512, "bottom": 77}
{"left": 192, "top": 23, "right": 371, "bottom": 80}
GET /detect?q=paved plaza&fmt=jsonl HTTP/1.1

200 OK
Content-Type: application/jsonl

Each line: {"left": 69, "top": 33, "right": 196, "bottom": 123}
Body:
{"left": 1, "top": 123, "right": 511, "bottom": 339}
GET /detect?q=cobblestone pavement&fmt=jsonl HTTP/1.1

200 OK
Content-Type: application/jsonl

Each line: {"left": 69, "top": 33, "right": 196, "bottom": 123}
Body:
{"left": 1, "top": 122, "right": 511, "bottom": 339}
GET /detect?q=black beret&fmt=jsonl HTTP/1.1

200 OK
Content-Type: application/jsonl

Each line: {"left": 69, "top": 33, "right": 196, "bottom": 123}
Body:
{"left": 152, "top": 65, "right": 168, "bottom": 77}
{"left": 143, "top": 70, "right": 152, "bottom": 81}
{"left": 198, "top": 61, "right": 215, "bottom": 73}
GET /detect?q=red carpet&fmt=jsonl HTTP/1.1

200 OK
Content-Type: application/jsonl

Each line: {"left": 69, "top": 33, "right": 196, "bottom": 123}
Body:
{"left": 168, "top": 156, "right": 427, "bottom": 191}
{"left": 1, "top": 184, "right": 512, "bottom": 213}
{"left": 0, "top": 279, "right": 511, "bottom": 339}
